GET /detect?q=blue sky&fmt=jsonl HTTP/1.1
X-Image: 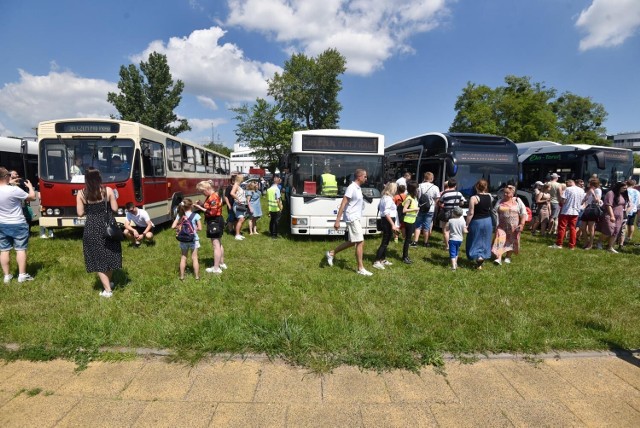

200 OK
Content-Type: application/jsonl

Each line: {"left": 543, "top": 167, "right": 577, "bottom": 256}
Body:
{"left": 0, "top": 0, "right": 638, "bottom": 148}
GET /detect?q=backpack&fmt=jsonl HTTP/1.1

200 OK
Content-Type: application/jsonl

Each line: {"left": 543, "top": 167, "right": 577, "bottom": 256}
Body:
{"left": 418, "top": 184, "right": 433, "bottom": 213}
{"left": 176, "top": 212, "right": 197, "bottom": 242}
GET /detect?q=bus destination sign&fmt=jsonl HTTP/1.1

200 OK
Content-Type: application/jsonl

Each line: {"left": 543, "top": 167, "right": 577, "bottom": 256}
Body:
{"left": 457, "top": 151, "right": 515, "bottom": 163}
{"left": 55, "top": 122, "right": 120, "bottom": 134}
{"left": 302, "top": 135, "right": 379, "bottom": 153}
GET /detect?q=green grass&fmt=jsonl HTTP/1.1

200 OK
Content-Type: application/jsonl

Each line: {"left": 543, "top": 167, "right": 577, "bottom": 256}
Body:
{"left": 1, "top": 208, "right": 639, "bottom": 371}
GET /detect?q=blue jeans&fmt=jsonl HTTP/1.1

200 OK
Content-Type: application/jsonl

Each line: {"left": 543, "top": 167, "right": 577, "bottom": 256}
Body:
{"left": 0, "top": 223, "right": 30, "bottom": 251}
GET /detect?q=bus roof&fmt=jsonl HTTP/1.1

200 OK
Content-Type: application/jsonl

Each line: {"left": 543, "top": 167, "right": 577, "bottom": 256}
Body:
{"left": 0, "top": 136, "right": 38, "bottom": 155}
{"left": 386, "top": 132, "right": 514, "bottom": 151}
{"left": 293, "top": 129, "right": 383, "bottom": 137}
{"left": 518, "top": 141, "right": 632, "bottom": 162}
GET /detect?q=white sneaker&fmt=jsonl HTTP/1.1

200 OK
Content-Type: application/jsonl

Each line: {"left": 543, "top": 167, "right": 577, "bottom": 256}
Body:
{"left": 3, "top": 274, "right": 13, "bottom": 284}
{"left": 504, "top": 258, "right": 511, "bottom": 264}
{"left": 548, "top": 244, "right": 563, "bottom": 249}
{"left": 219, "top": 263, "right": 228, "bottom": 270}
{"left": 235, "top": 235, "right": 244, "bottom": 240}
{"left": 99, "top": 290, "right": 113, "bottom": 298}
{"left": 357, "top": 268, "right": 373, "bottom": 276}
{"left": 206, "top": 267, "right": 223, "bottom": 274}
{"left": 49, "top": 231, "right": 54, "bottom": 238}
{"left": 18, "top": 273, "right": 34, "bottom": 283}
{"left": 494, "top": 258, "right": 502, "bottom": 265}
{"left": 325, "top": 251, "right": 334, "bottom": 267}
{"left": 372, "top": 261, "right": 385, "bottom": 270}
{"left": 382, "top": 260, "right": 393, "bottom": 266}
{"left": 607, "top": 247, "right": 619, "bottom": 254}
{"left": 40, "top": 234, "right": 48, "bottom": 239}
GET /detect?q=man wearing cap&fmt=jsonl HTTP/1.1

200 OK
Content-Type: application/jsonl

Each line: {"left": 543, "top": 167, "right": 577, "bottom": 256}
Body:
{"left": 547, "top": 173, "right": 562, "bottom": 235}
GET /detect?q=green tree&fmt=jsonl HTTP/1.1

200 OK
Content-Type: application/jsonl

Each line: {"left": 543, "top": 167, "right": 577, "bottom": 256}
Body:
{"left": 204, "top": 143, "right": 231, "bottom": 157}
{"left": 231, "top": 99, "right": 295, "bottom": 173}
{"left": 552, "top": 92, "right": 608, "bottom": 145}
{"left": 107, "top": 52, "right": 190, "bottom": 136}
{"left": 450, "top": 75, "right": 562, "bottom": 142}
{"left": 267, "top": 48, "right": 346, "bottom": 129}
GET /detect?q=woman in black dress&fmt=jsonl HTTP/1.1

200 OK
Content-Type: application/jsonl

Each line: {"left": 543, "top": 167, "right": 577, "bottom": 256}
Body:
{"left": 76, "top": 167, "right": 122, "bottom": 297}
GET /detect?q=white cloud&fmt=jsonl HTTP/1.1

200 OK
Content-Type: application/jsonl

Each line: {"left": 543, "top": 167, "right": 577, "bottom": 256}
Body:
{"left": 576, "top": 0, "right": 640, "bottom": 51}
{"left": 0, "top": 69, "right": 117, "bottom": 136}
{"left": 226, "top": 0, "right": 452, "bottom": 75}
{"left": 188, "top": 117, "right": 228, "bottom": 132}
{"left": 131, "top": 27, "right": 282, "bottom": 102}
{"left": 197, "top": 95, "right": 219, "bottom": 110}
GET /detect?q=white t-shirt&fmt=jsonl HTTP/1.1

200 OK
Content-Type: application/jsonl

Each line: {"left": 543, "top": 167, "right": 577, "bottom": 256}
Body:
{"left": 126, "top": 208, "right": 153, "bottom": 228}
{"left": 343, "top": 182, "right": 364, "bottom": 222}
{"left": 560, "top": 186, "right": 585, "bottom": 216}
{"left": 0, "top": 185, "right": 28, "bottom": 224}
{"left": 417, "top": 182, "right": 440, "bottom": 213}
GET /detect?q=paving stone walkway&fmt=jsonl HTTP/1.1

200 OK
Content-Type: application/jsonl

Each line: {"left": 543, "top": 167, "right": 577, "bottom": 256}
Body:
{"left": 0, "top": 352, "right": 639, "bottom": 427}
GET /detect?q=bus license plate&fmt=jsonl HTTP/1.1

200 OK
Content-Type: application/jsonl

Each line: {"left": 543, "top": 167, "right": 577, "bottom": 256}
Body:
{"left": 328, "top": 229, "right": 345, "bottom": 235}
{"left": 73, "top": 218, "right": 86, "bottom": 225}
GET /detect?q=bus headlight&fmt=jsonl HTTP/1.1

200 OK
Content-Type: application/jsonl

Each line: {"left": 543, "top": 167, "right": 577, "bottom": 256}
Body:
{"left": 368, "top": 218, "right": 377, "bottom": 227}
{"left": 291, "top": 217, "right": 308, "bottom": 226}
{"left": 54, "top": 209, "right": 61, "bottom": 215}
{"left": 46, "top": 208, "right": 53, "bottom": 215}
{"left": 117, "top": 208, "right": 124, "bottom": 215}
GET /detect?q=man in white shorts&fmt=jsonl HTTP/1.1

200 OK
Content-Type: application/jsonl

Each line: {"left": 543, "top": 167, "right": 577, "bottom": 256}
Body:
{"left": 325, "top": 169, "right": 372, "bottom": 276}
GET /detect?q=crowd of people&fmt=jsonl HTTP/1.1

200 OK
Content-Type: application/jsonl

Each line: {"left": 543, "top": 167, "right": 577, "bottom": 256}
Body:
{"left": 325, "top": 168, "right": 639, "bottom": 275}
{"left": 2, "top": 163, "right": 638, "bottom": 294}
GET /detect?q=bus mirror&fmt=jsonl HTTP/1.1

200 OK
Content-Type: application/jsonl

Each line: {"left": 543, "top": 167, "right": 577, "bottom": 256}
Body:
{"left": 445, "top": 156, "right": 458, "bottom": 177}
{"left": 593, "top": 151, "right": 605, "bottom": 169}
{"left": 20, "top": 140, "right": 28, "bottom": 155}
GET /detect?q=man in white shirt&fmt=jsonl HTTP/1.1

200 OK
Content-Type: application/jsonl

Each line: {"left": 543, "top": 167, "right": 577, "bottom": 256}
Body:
{"left": 395, "top": 172, "right": 411, "bottom": 191}
{"left": 549, "top": 179, "right": 584, "bottom": 249}
{"left": 123, "top": 202, "right": 155, "bottom": 246}
{"left": 325, "top": 169, "right": 372, "bottom": 276}
{"left": 0, "top": 167, "right": 36, "bottom": 283}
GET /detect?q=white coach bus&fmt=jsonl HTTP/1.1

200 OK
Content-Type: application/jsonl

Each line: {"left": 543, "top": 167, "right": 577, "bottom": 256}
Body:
{"left": 282, "top": 129, "right": 385, "bottom": 236}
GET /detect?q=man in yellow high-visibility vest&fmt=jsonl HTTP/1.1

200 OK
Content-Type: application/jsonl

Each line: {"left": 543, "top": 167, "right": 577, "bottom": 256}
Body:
{"left": 320, "top": 166, "right": 338, "bottom": 196}
{"left": 267, "top": 176, "right": 283, "bottom": 239}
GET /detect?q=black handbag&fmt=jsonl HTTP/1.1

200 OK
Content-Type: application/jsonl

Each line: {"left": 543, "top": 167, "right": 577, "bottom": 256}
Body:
{"left": 582, "top": 202, "right": 603, "bottom": 221}
{"left": 103, "top": 200, "right": 124, "bottom": 241}
{"left": 206, "top": 217, "right": 223, "bottom": 237}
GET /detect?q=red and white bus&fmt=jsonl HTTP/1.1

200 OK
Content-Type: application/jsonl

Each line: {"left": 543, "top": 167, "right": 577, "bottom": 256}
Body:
{"left": 37, "top": 118, "right": 230, "bottom": 228}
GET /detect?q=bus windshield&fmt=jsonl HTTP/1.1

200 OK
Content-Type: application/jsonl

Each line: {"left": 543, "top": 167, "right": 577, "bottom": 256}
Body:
{"left": 290, "top": 154, "right": 383, "bottom": 197}
{"left": 454, "top": 162, "right": 517, "bottom": 197}
{"left": 39, "top": 138, "right": 134, "bottom": 183}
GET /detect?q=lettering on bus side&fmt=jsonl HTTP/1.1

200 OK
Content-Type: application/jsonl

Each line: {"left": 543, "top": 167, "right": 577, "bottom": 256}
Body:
{"left": 529, "top": 154, "right": 561, "bottom": 161}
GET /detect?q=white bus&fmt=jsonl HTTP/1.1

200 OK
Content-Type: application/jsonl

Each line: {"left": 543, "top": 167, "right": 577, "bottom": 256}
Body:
{"left": 0, "top": 136, "right": 40, "bottom": 222}
{"left": 283, "top": 129, "right": 385, "bottom": 235}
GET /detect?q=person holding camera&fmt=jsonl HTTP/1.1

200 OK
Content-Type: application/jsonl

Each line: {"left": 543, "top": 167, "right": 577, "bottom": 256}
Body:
{"left": 0, "top": 167, "right": 36, "bottom": 283}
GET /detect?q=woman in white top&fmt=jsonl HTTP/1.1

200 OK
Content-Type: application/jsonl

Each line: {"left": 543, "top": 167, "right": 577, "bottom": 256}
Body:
{"left": 373, "top": 182, "right": 399, "bottom": 270}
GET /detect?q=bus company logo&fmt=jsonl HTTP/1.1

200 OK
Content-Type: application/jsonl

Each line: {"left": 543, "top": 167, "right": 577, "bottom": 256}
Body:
{"left": 530, "top": 154, "right": 561, "bottom": 161}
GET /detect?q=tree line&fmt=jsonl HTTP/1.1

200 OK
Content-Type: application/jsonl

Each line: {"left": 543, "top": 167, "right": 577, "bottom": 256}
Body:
{"left": 107, "top": 51, "right": 611, "bottom": 172}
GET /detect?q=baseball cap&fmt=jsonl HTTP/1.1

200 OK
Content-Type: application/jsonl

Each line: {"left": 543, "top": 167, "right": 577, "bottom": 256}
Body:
{"left": 452, "top": 206, "right": 464, "bottom": 217}
{"left": 550, "top": 173, "right": 560, "bottom": 178}
{"left": 534, "top": 181, "right": 544, "bottom": 187}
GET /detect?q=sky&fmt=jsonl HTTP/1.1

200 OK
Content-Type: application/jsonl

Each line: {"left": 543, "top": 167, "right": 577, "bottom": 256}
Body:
{"left": 0, "top": 0, "right": 639, "bottom": 149}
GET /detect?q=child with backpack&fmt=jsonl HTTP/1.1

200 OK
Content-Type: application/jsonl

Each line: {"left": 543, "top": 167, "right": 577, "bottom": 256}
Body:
{"left": 171, "top": 198, "right": 202, "bottom": 280}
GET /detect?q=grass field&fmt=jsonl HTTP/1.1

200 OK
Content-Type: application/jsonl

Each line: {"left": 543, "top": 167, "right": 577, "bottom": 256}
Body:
{"left": 1, "top": 206, "right": 639, "bottom": 371}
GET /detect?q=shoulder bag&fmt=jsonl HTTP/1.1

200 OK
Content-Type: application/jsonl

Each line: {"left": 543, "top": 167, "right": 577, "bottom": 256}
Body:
{"left": 103, "top": 197, "right": 124, "bottom": 242}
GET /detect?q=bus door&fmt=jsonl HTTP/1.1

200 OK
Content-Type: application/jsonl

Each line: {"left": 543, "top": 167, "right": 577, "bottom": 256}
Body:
{"left": 140, "top": 141, "right": 169, "bottom": 219}
{"left": 418, "top": 159, "right": 444, "bottom": 189}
